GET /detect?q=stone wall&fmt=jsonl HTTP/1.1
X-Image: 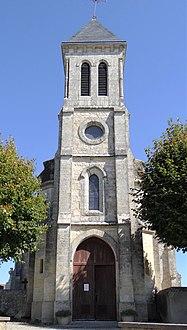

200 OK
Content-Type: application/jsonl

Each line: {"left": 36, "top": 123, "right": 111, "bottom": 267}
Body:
{"left": 157, "top": 287, "right": 187, "bottom": 324}
{"left": 142, "top": 231, "right": 180, "bottom": 297}
{"left": 0, "top": 290, "right": 27, "bottom": 319}
{"left": 118, "top": 322, "right": 187, "bottom": 330}
{"left": 62, "top": 45, "right": 126, "bottom": 108}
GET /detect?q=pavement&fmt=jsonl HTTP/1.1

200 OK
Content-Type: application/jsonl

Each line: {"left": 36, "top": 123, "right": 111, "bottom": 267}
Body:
{"left": 6, "top": 321, "right": 119, "bottom": 330}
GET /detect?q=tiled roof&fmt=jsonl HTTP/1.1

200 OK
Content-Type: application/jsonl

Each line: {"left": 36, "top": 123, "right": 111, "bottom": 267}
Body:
{"left": 64, "top": 18, "right": 125, "bottom": 44}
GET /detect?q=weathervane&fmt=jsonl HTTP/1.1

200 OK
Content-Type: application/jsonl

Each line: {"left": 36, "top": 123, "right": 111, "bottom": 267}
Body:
{"left": 90, "top": 0, "right": 107, "bottom": 19}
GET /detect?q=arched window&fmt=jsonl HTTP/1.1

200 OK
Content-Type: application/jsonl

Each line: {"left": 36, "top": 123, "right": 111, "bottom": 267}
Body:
{"left": 89, "top": 174, "right": 99, "bottom": 210}
{"left": 81, "top": 62, "right": 90, "bottom": 96}
{"left": 98, "top": 62, "right": 107, "bottom": 96}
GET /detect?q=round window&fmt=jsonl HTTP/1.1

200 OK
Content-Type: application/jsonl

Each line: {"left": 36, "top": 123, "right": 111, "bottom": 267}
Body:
{"left": 85, "top": 125, "right": 104, "bottom": 140}
{"left": 78, "top": 119, "right": 108, "bottom": 145}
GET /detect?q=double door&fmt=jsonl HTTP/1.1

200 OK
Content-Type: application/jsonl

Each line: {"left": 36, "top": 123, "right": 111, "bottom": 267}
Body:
{"left": 73, "top": 238, "right": 116, "bottom": 320}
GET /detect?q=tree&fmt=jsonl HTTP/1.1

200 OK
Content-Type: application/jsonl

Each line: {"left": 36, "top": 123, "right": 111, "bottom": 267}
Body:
{"left": 133, "top": 120, "right": 187, "bottom": 252}
{"left": 0, "top": 136, "right": 48, "bottom": 262}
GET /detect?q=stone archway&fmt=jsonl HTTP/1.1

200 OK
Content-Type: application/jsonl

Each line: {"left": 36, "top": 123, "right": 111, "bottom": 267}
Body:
{"left": 72, "top": 237, "right": 116, "bottom": 320}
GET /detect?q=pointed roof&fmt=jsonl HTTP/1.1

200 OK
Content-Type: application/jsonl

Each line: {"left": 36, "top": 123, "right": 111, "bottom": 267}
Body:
{"left": 63, "top": 18, "right": 126, "bottom": 45}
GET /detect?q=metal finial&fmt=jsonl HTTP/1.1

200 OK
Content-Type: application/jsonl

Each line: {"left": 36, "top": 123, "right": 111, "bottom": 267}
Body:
{"left": 90, "top": 0, "right": 107, "bottom": 19}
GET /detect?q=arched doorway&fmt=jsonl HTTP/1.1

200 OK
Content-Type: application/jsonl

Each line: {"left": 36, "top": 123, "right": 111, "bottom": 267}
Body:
{"left": 73, "top": 237, "right": 116, "bottom": 320}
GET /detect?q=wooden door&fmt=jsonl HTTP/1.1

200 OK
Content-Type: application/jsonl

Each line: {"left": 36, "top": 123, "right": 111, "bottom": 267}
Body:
{"left": 95, "top": 265, "right": 116, "bottom": 320}
{"left": 73, "top": 237, "right": 116, "bottom": 320}
{"left": 73, "top": 264, "right": 94, "bottom": 319}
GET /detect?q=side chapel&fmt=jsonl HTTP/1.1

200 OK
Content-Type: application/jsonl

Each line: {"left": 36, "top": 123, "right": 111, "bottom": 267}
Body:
{"left": 15, "top": 18, "right": 180, "bottom": 323}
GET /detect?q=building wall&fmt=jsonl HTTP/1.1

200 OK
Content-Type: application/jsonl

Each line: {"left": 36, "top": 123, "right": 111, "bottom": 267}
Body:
{"left": 142, "top": 231, "right": 180, "bottom": 295}
{"left": 31, "top": 183, "right": 57, "bottom": 323}
{"left": 62, "top": 45, "right": 126, "bottom": 108}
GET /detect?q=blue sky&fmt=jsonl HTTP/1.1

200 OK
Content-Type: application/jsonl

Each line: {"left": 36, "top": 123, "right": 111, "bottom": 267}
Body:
{"left": 0, "top": 0, "right": 186, "bottom": 285}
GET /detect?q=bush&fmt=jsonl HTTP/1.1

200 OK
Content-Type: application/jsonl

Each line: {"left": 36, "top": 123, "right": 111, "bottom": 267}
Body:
{"left": 55, "top": 310, "right": 71, "bottom": 317}
{"left": 121, "top": 309, "right": 137, "bottom": 316}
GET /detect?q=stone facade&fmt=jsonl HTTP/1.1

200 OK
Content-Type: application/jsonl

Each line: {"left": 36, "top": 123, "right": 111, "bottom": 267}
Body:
{"left": 157, "top": 287, "right": 187, "bottom": 323}
{"left": 10, "top": 18, "right": 180, "bottom": 324}
{"left": 0, "top": 290, "right": 27, "bottom": 319}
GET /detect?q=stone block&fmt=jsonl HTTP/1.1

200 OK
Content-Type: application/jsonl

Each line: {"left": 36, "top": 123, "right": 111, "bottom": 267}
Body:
{"left": 157, "top": 287, "right": 187, "bottom": 324}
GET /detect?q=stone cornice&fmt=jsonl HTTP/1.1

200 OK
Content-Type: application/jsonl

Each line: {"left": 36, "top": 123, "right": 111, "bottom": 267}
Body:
{"left": 61, "top": 42, "right": 126, "bottom": 58}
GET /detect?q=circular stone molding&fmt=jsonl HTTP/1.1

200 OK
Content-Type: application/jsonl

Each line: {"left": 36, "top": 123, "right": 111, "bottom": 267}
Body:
{"left": 78, "top": 118, "right": 108, "bottom": 145}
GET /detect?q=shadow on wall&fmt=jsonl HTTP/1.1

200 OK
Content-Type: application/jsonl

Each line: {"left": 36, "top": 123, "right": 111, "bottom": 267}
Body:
{"left": 55, "top": 273, "right": 70, "bottom": 313}
{"left": 131, "top": 228, "right": 157, "bottom": 322}
{"left": 144, "top": 252, "right": 157, "bottom": 321}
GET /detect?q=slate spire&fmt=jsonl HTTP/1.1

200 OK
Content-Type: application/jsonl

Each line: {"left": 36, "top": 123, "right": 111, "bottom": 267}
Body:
{"left": 64, "top": 18, "right": 125, "bottom": 44}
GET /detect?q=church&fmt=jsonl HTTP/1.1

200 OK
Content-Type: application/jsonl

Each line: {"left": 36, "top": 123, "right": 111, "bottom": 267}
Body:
{"left": 16, "top": 17, "right": 180, "bottom": 324}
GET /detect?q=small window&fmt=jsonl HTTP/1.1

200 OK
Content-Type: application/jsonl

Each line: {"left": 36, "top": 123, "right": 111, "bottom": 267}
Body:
{"left": 64, "top": 59, "right": 69, "bottom": 98}
{"left": 89, "top": 174, "right": 99, "bottom": 210}
{"left": 81, "top": 63, "right": 90, "bottom": 96}
{"left": 85, "top": 125, "right": 103, "bottom": 140}
{"left": 98, "top": 62, "right": 107, "bottom": 96}
{"left": 40, "top": 259, "right": 44, "bottom": 274}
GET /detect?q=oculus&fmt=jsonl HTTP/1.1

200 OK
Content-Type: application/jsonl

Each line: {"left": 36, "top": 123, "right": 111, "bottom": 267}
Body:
{"left": 85, "top": 125, "right": 104, "bottom": 140}
{"left": 79, "top": 118, "right": 108, "bottom": 145}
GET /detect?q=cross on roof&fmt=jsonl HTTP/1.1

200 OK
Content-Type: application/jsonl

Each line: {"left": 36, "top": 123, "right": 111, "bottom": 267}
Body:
{"left": 90, "top": 0, "right": 107, "bottom": 19}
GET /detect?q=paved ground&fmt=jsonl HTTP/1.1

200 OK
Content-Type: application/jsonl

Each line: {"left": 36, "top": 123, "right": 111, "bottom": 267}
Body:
{"left": 6, "top": 321, "right": 119, "bottom": 330}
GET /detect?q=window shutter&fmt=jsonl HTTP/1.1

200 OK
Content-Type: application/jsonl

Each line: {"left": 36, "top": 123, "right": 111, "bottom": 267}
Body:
{"left": 98, "top": 62, "right": 107, "bottom": 96}
{"left": 81, "top": 63, "right": 90, "bottom": 96}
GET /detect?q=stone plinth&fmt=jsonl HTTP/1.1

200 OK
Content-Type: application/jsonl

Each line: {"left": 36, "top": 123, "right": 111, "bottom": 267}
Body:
{"left": 157, "top": 287, "right": 187, "bottom": 324}
{"left": 118, "top": 322, "right": 187, "bottom": 330}
{"left": 0, "top": 317, "right": 10, "bottom": 330}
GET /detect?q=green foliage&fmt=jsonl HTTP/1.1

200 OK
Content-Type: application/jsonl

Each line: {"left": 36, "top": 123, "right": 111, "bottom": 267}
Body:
{"left": 133, "top": 120, "right": 187, "bottom": 252}
{"left": 121, "top": 309, "right": 137, "bottom": 316}
{"left": 0, "top": 135, "right": 48, "bottom": 262}
{"left": 55, "top": 310, "right": 71, "bottom": 317}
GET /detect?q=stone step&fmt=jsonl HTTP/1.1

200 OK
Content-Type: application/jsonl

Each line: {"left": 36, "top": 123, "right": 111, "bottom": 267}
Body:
{"left": 62, "top": 321, "right": 119, "bottom": 328}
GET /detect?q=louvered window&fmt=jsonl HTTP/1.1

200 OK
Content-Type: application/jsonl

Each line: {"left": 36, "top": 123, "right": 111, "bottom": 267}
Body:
{"left": 89, "top": 174, "right": 99, "bottom": 210}
{"left": 98, "top": 62, "right": 107, "bottom": 96}
{"left": 81, "top": 62, "right": 90, "bottom": 96}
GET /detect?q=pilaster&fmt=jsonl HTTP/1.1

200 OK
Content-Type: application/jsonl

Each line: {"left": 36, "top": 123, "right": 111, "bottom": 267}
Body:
{"left": 55, "top": 225, "right": 71, "bottom": 313}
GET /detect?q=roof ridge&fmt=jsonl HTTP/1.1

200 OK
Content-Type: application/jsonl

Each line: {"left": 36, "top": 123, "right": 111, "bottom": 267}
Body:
{"left": 90, "top": 18, "right": 120, "bottom": 40}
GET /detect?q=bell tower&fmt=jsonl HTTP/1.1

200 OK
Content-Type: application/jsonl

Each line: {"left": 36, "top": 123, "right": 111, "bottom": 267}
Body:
{"left": 3, "top": 5, "right": 179, "bottom": 322}
{"left": 54, "top": 18, "right": 147, "bottom": 321}
{"left": 27, "top": 16, "right": 180, "bottom": 325}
